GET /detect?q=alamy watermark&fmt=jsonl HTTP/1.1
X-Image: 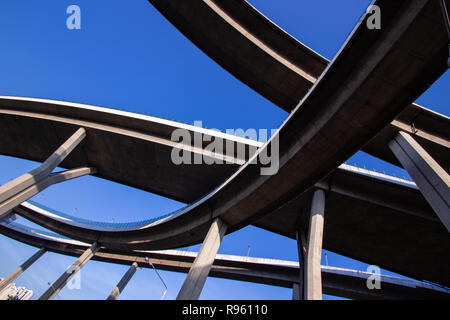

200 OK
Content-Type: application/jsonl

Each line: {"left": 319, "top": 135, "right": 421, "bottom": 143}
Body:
{"left": 170, "top": 121, "right": 280, "bottom": 176}
{"left": 66, "top": 5, "right": 81, "bottom": 30}
{"left": 366, "top": 5, "right": 381, "bottom": 30}
{"left": 366, "top": 265, "right": 381, "bottom": 290}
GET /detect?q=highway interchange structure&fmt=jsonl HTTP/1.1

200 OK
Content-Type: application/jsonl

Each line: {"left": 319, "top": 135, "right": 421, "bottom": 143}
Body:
{"left": 0, "top": 220, "right": 449, "bottom": 300}
{"left": 0, "top": 0, "right": 449, "bottom": 300}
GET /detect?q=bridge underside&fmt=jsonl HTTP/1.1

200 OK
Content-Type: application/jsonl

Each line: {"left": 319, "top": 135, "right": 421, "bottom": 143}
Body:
{"left": 0, "top": 0, "right": 449, "bottom": 300}
{"left": 1, "top": 222, "right": 448, "bottom": 300}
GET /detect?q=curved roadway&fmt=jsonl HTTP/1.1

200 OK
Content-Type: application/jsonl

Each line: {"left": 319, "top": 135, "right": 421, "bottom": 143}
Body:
{"left": 147, "top": 0, "right": 450, "bottom": 170}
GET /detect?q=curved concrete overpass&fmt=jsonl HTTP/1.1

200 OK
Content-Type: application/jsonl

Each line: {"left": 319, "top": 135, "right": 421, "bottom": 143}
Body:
{"left": 0, "top": 96, "right": 259, "bottom": 204}
{"left": 147, "top": 0, "right": 328, "bottom": 111}
{"left": 147, "top": 0, "right": 450, "bottom": 171}
{"left": 147, "top": 0, "right": 448, "bottom": 115}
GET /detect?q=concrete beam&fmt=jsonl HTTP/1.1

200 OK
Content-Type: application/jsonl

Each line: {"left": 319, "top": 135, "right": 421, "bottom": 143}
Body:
{"left": 0, "top": 128, "right": 86, "bottom": 203}
{"left": 0, "top": 211, "right": 13, "bottom": 223}
{"left": 389, "top": 131, "right": 450, "bottom": 231}
{"left": 305, "top": 190, "right": 326, "bottom": 300}
{"left": 39, "top": 242, "right": 99, "bottom": 300}
{"left": 176, "top": 218, "right": 227, "bottom": 300}
{"left": 0, "top": 167, "right": 96, "bottom": 219}
{"left": 0, "top": 247, "right": 46, "bottom": 293}
{"left": 106, "top": 262, "right": 138, "bottom": 300}
{"left": 0, "top": 127, "right": 90, "bottom": 219}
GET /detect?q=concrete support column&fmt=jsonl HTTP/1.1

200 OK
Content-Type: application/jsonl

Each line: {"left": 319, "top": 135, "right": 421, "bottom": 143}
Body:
{"left": 106, "top": 262, "right": 139, "bottom": 300}
{"left": 39, "top": 242, "right": 99, "bottom": 300}
{"left": 295, "top": 190, "right": 326, "bottom": 300}
{"left": 0, "top": 128, "right": 86, "bottom": 202}
{"left": 0, "top": 167, "right": 96, "bottom": 219}
{"left": 389, "top": 131, "right": 450, "bottom": 231}
{"left": 0, "top": 211, "right": 14, "bottom": 223}
{"left": 294, "top": 228, "right": 307, "bottom": 300}
{"left": 0, "top": 128, "right": 92, "bottom": 219}
{"left": 295, "top": 189, "right": 327, "bottom": 300}
{"left": 0, "top": 247, "right": 47, "bottom": 293}
{"left": 177, "top": 218, "right": 227, "bottom": 300}
{"left": 292, "top": 282, "right": 301, "bottom": 300}
{"left": 306, "top": 189, "right": 326, "bottom": 300}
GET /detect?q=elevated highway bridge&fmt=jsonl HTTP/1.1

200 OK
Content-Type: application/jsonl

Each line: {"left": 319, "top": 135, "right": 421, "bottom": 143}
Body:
{"left": 0, "top": 0, "right": 448, "bottom": 300}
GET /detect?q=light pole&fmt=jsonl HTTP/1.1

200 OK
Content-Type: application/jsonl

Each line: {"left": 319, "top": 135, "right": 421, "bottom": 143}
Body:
{"left": 145, "top": 257, "right": 168, "bottom": 300}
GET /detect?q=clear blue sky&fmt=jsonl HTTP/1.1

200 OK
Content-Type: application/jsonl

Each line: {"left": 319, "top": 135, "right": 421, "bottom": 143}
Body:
{"left": 0, "top": 1, "right": 448, "bottom": 300}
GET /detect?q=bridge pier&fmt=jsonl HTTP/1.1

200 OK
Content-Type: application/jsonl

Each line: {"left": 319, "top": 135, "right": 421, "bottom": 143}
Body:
{"left": 389, "top": 131, "right": 450, "bottom": 231}
{"left": 295, "top": 189, "right": 326, "bottom": 300}
{"left": 39, "top": 242, "right": 99, "bottom": 300}
{"left": 306, "top": 189, "right": 326, "bottom": 300}
{"left": 292, "top": 282, "right": 301, "bottom": 300}
{"left": 106, "top": 262, "right": 139, "bottom": 300}
{"left": 0, "top": 247, "right": 47, "bottom": 293}
{"left": 0, "top": 128, "right": 94, "bottom": 219}
{"left": 294, "top": 227, "right": 307, "bottom": 300}
{"left": 176, "top": 218, "right": 227, "bottom": 300}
